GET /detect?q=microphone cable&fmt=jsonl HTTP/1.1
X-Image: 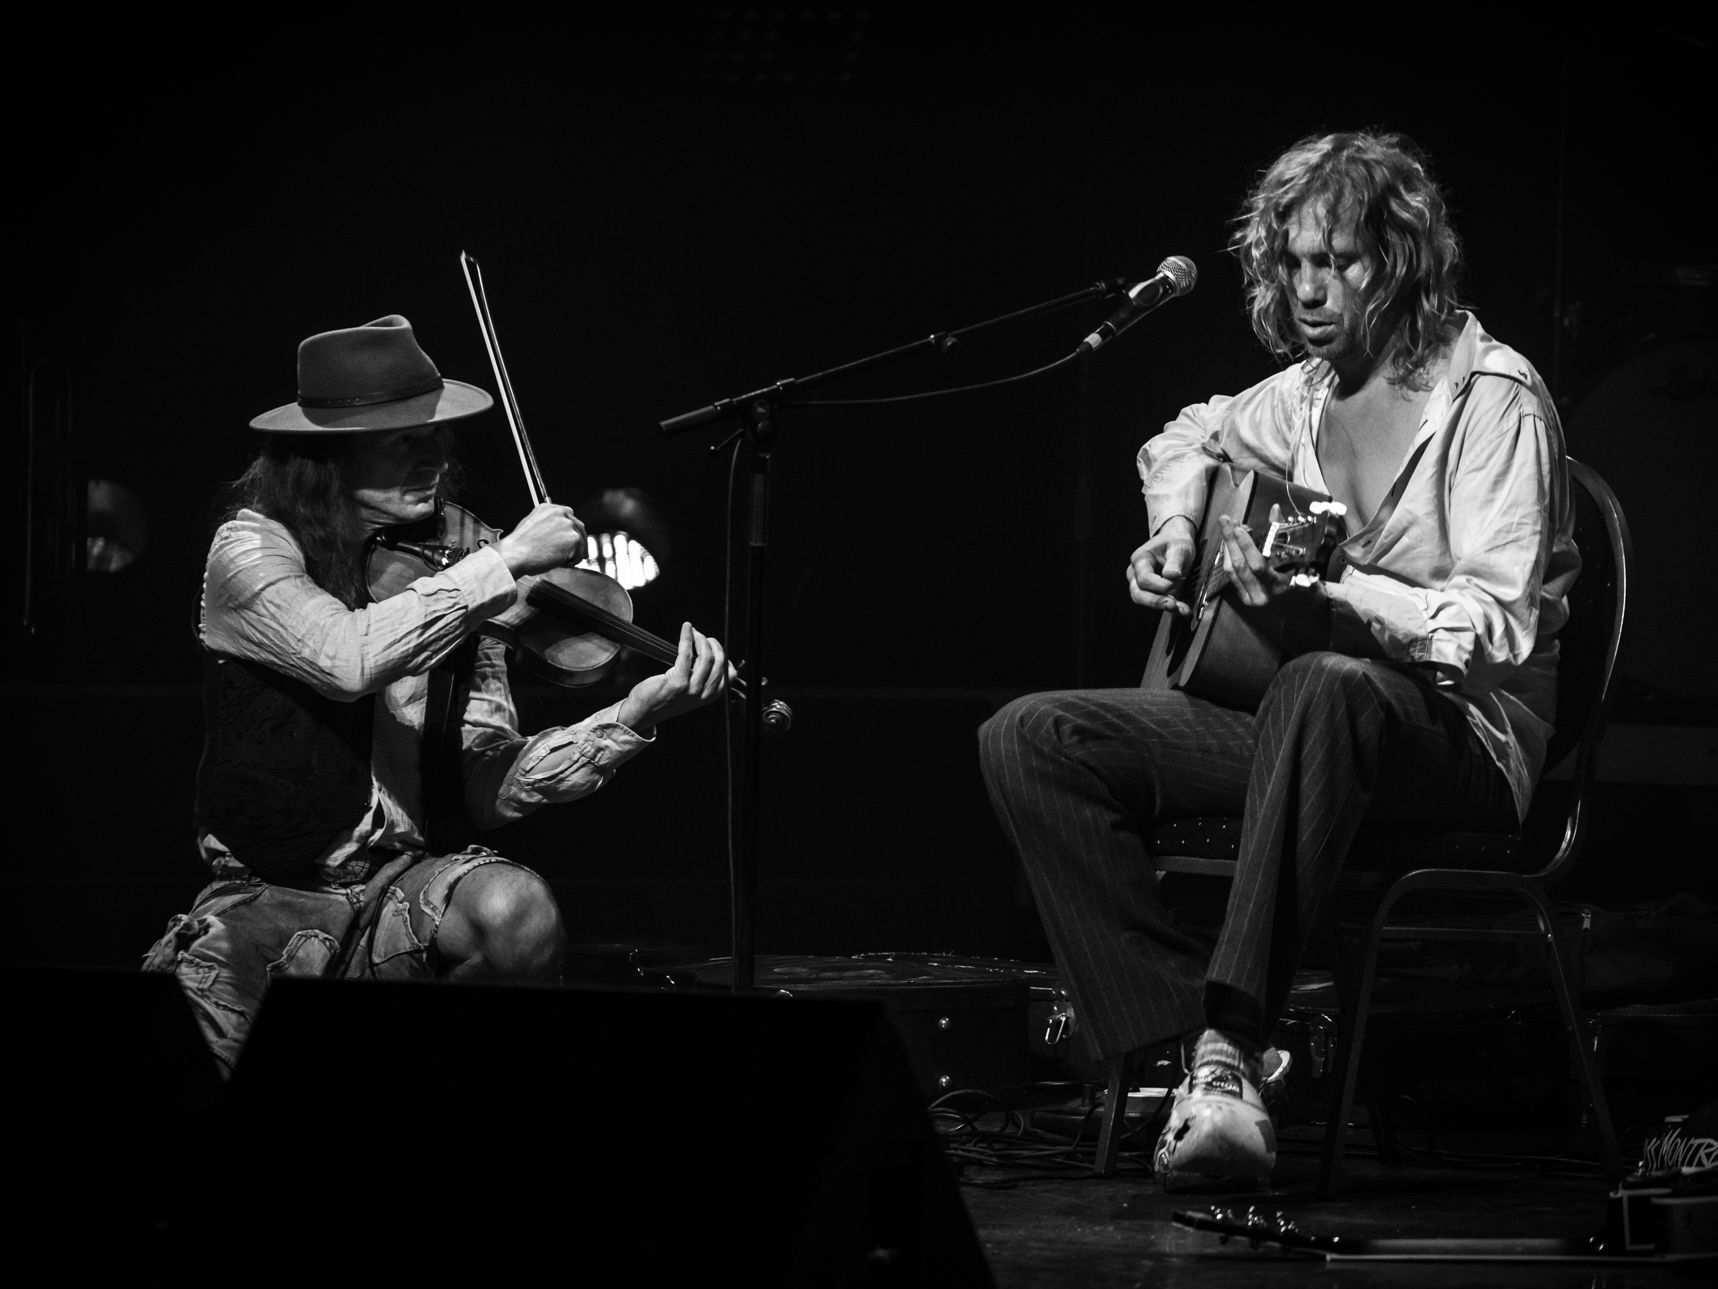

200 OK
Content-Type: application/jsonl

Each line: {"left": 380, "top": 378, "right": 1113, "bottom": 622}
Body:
{"left": 778, "top": 347, "right": 1085, "bottom": 410}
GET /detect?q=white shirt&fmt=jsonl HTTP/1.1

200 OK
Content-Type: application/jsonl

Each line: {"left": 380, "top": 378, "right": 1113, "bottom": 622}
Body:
{"left": 1138, "top": 314, "right": 1578, "bottom": 818}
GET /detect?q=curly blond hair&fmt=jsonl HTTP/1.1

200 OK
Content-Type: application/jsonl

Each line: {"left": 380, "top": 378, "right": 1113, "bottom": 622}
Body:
{"left": 1229, "top": 131, "right": 1465, "bottom": 385}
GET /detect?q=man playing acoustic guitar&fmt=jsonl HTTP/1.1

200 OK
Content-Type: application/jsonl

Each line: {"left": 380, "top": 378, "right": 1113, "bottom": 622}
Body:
{"left": 979, "top": 131, "right": 1577, "bottom": 1191}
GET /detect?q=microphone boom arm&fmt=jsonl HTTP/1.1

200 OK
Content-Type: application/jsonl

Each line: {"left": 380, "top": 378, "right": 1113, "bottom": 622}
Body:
{"left": 659, "top": 275, "right": 1139, "bottom": 435}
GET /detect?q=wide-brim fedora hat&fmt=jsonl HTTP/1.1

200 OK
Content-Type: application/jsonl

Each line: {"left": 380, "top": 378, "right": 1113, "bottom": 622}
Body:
{"left": 249, "top": 314, "right": 494, "bottom": 433}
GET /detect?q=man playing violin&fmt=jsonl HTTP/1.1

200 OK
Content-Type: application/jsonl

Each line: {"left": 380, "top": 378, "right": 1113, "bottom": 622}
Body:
{"left": 979, "top": 132, "right": 1577, "bottom": 1191}
{"left": 142, "top": 314, "right": 728, "bottom": 1073}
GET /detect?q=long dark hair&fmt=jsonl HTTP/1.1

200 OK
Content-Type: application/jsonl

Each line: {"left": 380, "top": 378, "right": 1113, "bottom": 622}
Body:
{"left": 215, "top": 429, "right": 461, "bottom": 608}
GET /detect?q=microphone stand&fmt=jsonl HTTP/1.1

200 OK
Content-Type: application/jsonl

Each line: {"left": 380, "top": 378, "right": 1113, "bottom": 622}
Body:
{"left": 660, "top": 275, "right": 1136, "bottom": 995}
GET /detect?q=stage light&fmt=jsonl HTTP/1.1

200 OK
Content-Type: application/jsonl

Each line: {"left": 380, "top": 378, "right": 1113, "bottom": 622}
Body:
{"left": 574, "top": 487, "right": 670, "bottom": 591}
{"left": 85, "top": 479, "right": 147, "bottom": 573}
{"left": 582, "top": 529, "right": 660, "bottom": 590}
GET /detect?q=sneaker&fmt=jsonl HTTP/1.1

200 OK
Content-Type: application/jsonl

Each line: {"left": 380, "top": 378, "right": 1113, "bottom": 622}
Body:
{"left": 1173, "top": 1037, "right": 1293, "bottom": 1119}
{"left": 1154, "top": 1062, "right": 1277, "bottom": 1193}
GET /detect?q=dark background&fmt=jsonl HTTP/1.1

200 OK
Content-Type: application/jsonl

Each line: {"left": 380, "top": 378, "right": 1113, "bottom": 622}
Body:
{"left": 8, "top": 12, "right": 1714, "bottom": 968}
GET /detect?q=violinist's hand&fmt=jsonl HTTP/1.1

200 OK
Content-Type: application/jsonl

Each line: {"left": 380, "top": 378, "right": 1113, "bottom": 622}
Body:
{"left": 616, "top": 622, "right": 730, "bottom": 734}
{"left": 1127, "top": 517, "right": 1196, "bottom": 617}
{"left": 497, "top": 503, "right": 587, "bottom": 576}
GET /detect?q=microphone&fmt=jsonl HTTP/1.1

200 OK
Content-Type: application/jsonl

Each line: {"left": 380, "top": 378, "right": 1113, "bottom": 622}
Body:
{"left": 1078, "top": 256, "right": 1197, "bottom": 354}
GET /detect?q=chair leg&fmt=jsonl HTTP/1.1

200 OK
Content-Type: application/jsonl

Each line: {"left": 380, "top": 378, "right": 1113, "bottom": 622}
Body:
{"left": 1314, "top": 919, "right": 1400, "bottom": 1192}
{"left": 1319, "top": 904, "right": 1392, "bottom": 1199}
{"left": 1095, "top": 1054, "right": 1131, "bottom": 1177}
{"left": 1524, "top": 890, "right": 1623, "bottom": 1181}
{"left": 1323, "top": 884, "right": 1623, "bottom": 1194}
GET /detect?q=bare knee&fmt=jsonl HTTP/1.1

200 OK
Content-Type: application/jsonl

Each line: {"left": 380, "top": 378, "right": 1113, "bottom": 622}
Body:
{"left": 437, "top": 864, "right": 564, "bottom": 981}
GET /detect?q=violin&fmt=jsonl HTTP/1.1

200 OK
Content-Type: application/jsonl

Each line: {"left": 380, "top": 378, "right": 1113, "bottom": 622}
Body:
{"left": 364, "top": 499, "right": 751, "bottom": 697}
{"left": 360, "top": 252, "right": 787, "bottom": 728}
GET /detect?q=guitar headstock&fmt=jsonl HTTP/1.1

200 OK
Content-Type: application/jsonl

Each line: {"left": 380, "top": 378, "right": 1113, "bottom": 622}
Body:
{"left": 1258, "top": 499, "right": 1347, "bottom": 588}
{"left": 1172, "top": 1205, "right": 1337, "bottom": 1256}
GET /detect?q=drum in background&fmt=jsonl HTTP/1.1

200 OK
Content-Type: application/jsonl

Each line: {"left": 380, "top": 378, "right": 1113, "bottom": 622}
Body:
{"left": 1568, "top": 339, "right": 1718, "bottom": 704}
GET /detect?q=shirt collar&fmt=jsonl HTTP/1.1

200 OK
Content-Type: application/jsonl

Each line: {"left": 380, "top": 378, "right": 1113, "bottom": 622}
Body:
{"left": 1297, "top": 310, "right": 1529, "bottom": 400}
{"left": 1446, "top": 310, "right": 1532, "bottom": 396}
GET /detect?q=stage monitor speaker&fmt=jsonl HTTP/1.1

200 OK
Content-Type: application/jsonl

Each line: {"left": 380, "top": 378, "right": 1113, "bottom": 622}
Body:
{"left": 1, "top": 966, "right": 224, "bottom": 1278}
{"left": 227, "top": 977, "right": 995, "bottom": 1287}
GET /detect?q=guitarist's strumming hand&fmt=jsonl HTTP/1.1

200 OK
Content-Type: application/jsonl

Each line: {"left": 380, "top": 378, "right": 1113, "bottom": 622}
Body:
{"left": 1128, "top": 516, "right": 1197, "bottom": 617}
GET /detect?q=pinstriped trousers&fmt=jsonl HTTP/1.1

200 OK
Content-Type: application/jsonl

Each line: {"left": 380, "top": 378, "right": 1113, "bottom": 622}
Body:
{"left": 977, "top": 652, "right": 1518, "bottom": 1063}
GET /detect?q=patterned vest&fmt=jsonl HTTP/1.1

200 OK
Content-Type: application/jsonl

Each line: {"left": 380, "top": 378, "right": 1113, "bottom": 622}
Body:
{"left": 194, "top": 652, "right": 374, "bottom": 879}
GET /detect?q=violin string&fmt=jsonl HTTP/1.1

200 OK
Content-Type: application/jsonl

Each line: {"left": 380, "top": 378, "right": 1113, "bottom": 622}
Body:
{"left": 526, "top": 580, "right": 748, "bottom": 697}
{"left": 528, "top": 583, "right": 667, "bottom": 658}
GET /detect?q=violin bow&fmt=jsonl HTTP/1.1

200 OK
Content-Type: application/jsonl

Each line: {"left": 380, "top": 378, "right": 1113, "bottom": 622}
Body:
{"left": 460, "top": 250, "right": 553, "bottom": 508}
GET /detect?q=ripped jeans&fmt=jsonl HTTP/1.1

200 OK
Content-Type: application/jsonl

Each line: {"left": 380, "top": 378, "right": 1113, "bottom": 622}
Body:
{"left": 140, "top": 847, "right": 537, "bottom": 1075}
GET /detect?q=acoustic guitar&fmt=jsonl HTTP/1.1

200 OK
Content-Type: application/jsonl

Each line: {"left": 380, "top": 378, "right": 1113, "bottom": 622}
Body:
{"left": 1139, "top": 468, "right": 1347, "bottom": 711}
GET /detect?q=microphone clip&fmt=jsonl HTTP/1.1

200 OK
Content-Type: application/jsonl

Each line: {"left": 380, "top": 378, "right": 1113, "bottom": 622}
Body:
{"left": 1078, "top": 256, "right": 1198, "bottom": 355}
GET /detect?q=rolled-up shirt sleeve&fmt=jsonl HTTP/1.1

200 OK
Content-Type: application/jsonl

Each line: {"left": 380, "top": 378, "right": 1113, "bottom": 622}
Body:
{"left": 494, "top": 715, "right": 654, "bottom": 815}
{"left": 450, "top": 636, "right": 654, "bottom": 827}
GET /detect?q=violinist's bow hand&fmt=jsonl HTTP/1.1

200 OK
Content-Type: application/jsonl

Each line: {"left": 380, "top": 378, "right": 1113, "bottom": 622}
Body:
{"left": 498, "top": 503, "right": 588, "bottom": 576}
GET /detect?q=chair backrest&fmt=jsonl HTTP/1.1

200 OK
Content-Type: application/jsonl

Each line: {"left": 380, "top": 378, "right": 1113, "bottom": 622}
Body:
{"left": 1532, "top": 456, "right": 1632, "bottom": 882}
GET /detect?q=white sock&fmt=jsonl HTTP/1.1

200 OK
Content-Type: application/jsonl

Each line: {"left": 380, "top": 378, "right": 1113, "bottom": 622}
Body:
{"left": 1190, "top": 1027, "right": 1262, "bottom": 1086}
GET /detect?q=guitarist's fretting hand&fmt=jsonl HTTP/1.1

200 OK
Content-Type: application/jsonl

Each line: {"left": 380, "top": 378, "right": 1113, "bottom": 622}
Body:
{"left": 1128, "top": 516, "right": 1197, "bottom": 617}
{"left": 1213, "top": 511, "right": 1325, "bottom": 613}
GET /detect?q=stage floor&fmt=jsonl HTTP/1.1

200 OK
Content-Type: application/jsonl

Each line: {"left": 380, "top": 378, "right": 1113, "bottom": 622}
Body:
{"left": 951, "top": 1111, "right": 1706, "bottom": 1287}
{"left": 9, "top": 959, "right": 1712, "bottom": 1286}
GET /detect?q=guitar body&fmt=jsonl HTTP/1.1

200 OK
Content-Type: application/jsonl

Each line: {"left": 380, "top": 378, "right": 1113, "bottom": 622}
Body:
{"left": 1140, "top": 469, "right": 1345, "bottom": 712}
